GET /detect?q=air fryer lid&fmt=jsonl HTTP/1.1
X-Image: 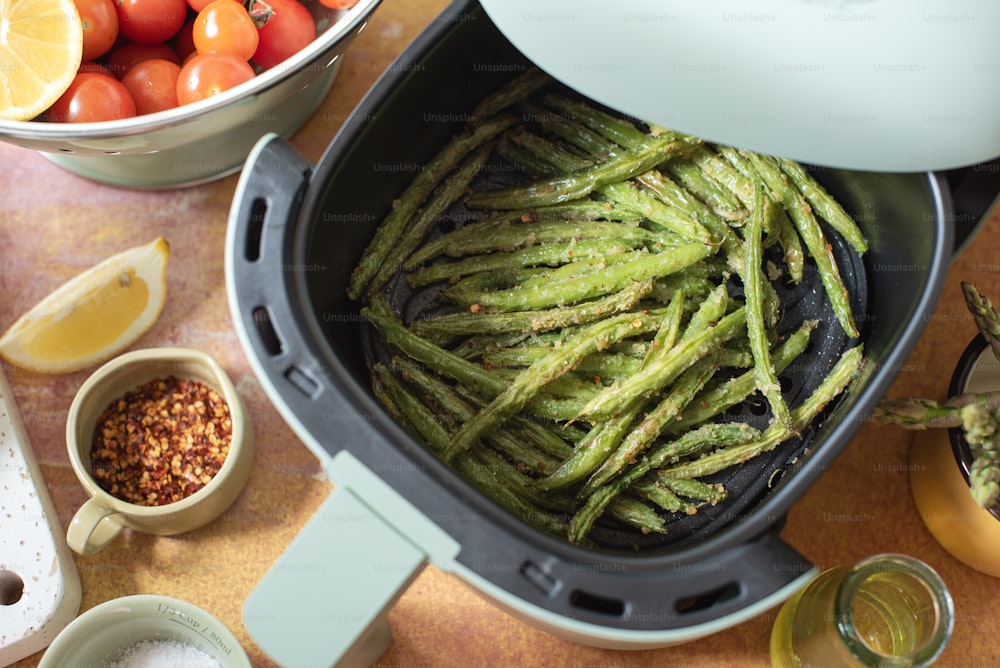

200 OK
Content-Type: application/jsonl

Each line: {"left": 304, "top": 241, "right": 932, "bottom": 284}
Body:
{"left": 477, "top": 0, "right": 1000, "bottom": 172}
{"left": 228, "top": 0, "right": 952, "bottom": 654}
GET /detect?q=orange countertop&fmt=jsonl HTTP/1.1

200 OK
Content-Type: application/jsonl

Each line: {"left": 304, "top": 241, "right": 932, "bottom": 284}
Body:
{"left": 4, "top": 1, "right": 1000, "bottom": 666}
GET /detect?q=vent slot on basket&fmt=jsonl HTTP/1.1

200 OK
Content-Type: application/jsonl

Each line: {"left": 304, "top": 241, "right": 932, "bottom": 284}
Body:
{"left": 245, "top": 197, "right": 267, "bottom": 261}
{"left": 674, "top": 581, "right": 742, "bottom": 615}
{"left": 252, "top": 306, "right": 284, "bottom": 357}
{"left": 569, "top": 589, "right": 625, "bottom": 617}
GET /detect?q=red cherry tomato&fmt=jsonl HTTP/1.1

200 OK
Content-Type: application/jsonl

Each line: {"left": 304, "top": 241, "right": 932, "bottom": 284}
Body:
{"left": 78, "top": 61, "right": 116, "bottom": 76}
{"left": 316, "top": 0, "right": 358, "bottom": 9}
{"left": 121, "top": 59, "right": 181, "bottom": 114}
{"left": 47, "top": 72, "right": 137, "bottom": 122}
{"left": 74, "top": 0, "right": 119, "bottom": 61}
{"left": 252, "top": 0, "right": 315, "bottom": 70}
{"left": 186, "top": 0, "right": 236, "bottom": 12}
{"left": 105, "top": 41, "right": 179, "bottom": 78}
{"left": 176, "top": 51, "right": 256, "bottom": 105}
{"left": 115, "top": 0, "right": 187, "bottom": 44}
{"left": 193, "top": 0, "right": 259, "bottom": 61}
{"left": 172, "top": 18, "right": 198, "bottom": 63}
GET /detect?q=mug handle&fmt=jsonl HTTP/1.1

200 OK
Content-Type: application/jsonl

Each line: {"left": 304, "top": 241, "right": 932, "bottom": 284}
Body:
{"left": 67, "top": 498, "right": 124, "bottom": 555}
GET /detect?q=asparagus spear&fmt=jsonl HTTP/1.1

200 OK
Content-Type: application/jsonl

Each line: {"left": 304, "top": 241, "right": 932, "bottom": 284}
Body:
{"left": 962, "top": 281, "right": 1000, "bottom": 363}
{"left": 869, "top": 392, "right": 1000, "bottom": 429}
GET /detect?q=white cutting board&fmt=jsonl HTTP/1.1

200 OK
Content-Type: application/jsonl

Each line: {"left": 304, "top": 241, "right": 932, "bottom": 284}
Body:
{"left": 0, "top": 364, "right": 81, "bottom": 665}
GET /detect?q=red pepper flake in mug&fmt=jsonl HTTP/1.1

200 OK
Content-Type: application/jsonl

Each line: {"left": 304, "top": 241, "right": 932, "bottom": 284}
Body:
{"left": 89, "top": 376, "right": 232, "bottom": 506}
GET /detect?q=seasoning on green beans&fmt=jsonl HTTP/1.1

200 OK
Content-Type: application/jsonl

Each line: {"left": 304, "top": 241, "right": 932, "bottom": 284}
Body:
{"left": 349, "top": 69, "right": 866, "bottom": 544}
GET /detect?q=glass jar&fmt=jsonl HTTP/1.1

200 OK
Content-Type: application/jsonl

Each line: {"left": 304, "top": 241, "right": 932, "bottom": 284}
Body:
{"left": 909, "top": 335, "right": 1000, "bottom": 576}
{"left": 770, "top": 553, "right": 953, "bottom": 668}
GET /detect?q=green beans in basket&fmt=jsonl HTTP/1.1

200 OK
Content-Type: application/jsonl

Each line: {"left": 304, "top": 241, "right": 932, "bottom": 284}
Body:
{"left": 348, "top": 69, "right": 867, "bottom": 544}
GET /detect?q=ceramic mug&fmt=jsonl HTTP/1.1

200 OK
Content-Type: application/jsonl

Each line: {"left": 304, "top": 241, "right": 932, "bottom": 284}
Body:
{"left": 38, "top": 594, "right": 251, "bottom": 667}
{"left": 65, "top": 348, "right": 254, "bottom": 555}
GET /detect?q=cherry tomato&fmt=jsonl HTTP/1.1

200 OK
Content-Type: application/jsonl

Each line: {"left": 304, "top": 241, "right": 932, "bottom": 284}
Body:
{"left": 172, "top": 18, "right": 198, "bottom": 63}
{"left": 105, "top": 41, "right": 179, "bottom": 78}
{"left": 176, "top": 52, "right": 256, "bottom": 104}
{"left": 78, "top": 61, "right": 116, "bottom": 76}
{"left": 252, "top": 0, "right": 315, "bottom": 70}
{"left": 316, "top": 0, "right": 358, "bottom": 9}
{"left": 121, "top": 59, "right": 181, "bottom": 114}
{"left": 193, "top": 0, "right": 259, "bottom": 61}
{"left": 75, "top": 0, "right": 119, "bottom": 61}
{"left": 115, "top": 0, "right": 187, "bottom": 44}
{"left": 186, "top": 0, "right": 237, "bottom": 12}
{"left": 47, "top": 72, "right": 137, "bottom": 122}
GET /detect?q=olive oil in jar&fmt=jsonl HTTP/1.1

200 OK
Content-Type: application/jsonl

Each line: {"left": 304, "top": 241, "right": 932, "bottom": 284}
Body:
{"left": 770, "top": 554, "right": 953, "bottom": 667}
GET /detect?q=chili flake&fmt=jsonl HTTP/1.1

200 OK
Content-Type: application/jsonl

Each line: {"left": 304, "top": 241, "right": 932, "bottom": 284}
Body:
{"left": 89, "top": 376, "right": 233, "bottom": 506}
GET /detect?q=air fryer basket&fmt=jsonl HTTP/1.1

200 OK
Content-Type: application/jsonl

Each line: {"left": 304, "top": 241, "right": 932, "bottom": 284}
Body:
{"left": 227, "top": 0, "right": 953, "bottom": 659}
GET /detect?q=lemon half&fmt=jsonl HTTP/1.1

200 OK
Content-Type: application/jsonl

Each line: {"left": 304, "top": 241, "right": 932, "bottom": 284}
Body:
{"left": 0, "top": 237, "right": 170, "bottom": 373}
{"left": 0, "top": 0, "right": 84, "bottom": 121}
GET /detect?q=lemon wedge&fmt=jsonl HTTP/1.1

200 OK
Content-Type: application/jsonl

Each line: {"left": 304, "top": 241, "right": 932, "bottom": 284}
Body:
{"left": 0, "top": 0, "right": 84, "bottom": 121}
{"left": 0, "top": 238, "right": 170, "bottom": 373}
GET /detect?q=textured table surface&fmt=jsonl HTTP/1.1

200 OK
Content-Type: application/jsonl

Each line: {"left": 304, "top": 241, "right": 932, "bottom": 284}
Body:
{"left": 4, "top": 1, "right": 1000, "bottom": 666}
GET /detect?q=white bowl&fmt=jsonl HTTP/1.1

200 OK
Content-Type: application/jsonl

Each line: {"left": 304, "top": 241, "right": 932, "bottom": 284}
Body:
{"left": 39, "top": 594, "right": 251, "bottom": 667}
{"left": 0, "top": 0, "right": 381, "bottom": 188}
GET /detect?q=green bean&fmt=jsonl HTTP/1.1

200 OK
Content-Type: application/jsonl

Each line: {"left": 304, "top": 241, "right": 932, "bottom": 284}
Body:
{"left": 537, "top": 402, "right": 645, "bottom": 491}
{"left": 407, "top": 219, "right": 669, "bottom": 268}
{"left": 668, "top": 319, "right": 816, "bottom": 434}
{"left": 465, "top": 135, "right": 694, "bottom": 209}
{"left": 365, "top": 143, "right": 494, "bottom": 298}
{"left": 442, "top": 308, "right": 669, "bottom": 460}
{"left": 407, "top": 238, "right": 636, "bottom": 288}
{"left": 348, "top": 113, "right": 517, "bottom": 300}
{"left": 636, "top": 169, "right": 738, "bottom": 254}
{"left": 371, "top": 365, "right": 426, "bottom": 445}
{"left": 364, "top": 296, "right": 506, "bottom": 397}
{"left": 495, "top": 138, "right": 561, "bottom": 177}
{"left": 663, "top": 157, "right": 747, "bottom": 223}
{"left": 658, "top": 477, "right": 728, "bottom": 505}
{"left": 744, "top": 181, "right": 793, "bottom": 431}
{"left": 604, "top": 497, "right": 667, "bottom": 535}
{"left": 580, "top": 351, "right": 720, "bottom": 496}
{"left": 687, "top": 145, "right": 756, "bottom": 210}
{"left": 392, "top": 358, "right": 563, "bottom": 474}
{"left": 576, "top": 306, "right": 748, "bottom": 421}
{"left": 520, "top": 100, "right": 623, "bottom": 160}
{"left": 738, "top": 150, "right": 859, "bottom": 338}
{"left": 658, "top": 345, "right": 864, "bottom": 480}
{"left": 413, "top": 279, "right": 654, "bottom": 341}
{"left": 542, "top": 93, "right": 655, "bottom": 150}
{"left": 714, "top": 145, "right": 804, "bottom": 282}
{"left": 448, "top": 243, "right": 713, "bottom": 312}
{"left": 469, "top": 67, "right": 552, "bottom": 126}
{"left": 483, "top": 347, "right": 643, "bottom": 382}
{"left": 630, "top": 482, "right": 697, "bottom": 515}
{"left": 509, "top": 131, "right": 594, "bottom": 172}
{"left": 566, "top": 423, "right": 759, "bottom": 542}
{"left": 536, "top": 293, "right": 687, "bottom": 490}
{"left": 508, "top": 128, "right": 714, "bottom": 244}
{"left": 776, "top": 157, "right": 868, "bottom": 254}
{"left": 453, "top": 454, "right": 568, "bottom": 536}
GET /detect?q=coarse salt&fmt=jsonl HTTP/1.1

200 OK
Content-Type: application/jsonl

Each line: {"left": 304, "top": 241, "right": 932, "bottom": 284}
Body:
{"left": 107, "top": 638, "right": 221, "bottom": 668}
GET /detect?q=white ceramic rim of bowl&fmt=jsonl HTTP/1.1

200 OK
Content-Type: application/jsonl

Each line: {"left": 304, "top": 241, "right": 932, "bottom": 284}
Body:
{"left": 38, "top": 594, "right": 251, "bottom": 667}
